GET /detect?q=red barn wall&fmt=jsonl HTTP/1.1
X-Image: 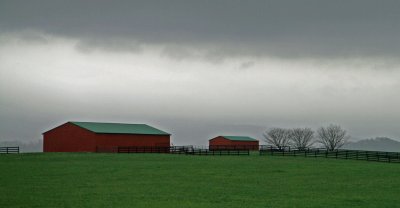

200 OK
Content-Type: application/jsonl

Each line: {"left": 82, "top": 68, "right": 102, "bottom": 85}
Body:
{"left": 231, "top": 140, "right": 259, "bottom": 150}
{"left": 43, "top": 122, "right": 97, "bottom": 152}
{"left": 95, "top": 134, "right": 170, "bottom": 152}
{"left": 43, "top": 122, "right": 171, "bottom": 153}
{"left": 209, "top": 136, "right": 259, "bottom": 150}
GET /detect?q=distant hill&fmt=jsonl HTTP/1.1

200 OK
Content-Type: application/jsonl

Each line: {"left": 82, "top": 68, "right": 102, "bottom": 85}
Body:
{"left": 343, "top": 137, "right": 400, "bottom": 152}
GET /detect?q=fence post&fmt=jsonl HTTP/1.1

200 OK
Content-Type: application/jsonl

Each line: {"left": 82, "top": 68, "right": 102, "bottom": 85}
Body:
{"left": 385, "top": 152, "right": 388, "bottom": 162}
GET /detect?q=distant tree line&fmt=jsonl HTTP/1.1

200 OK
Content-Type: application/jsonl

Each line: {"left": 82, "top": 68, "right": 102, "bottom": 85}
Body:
{"left": 263, "top": 124, "right": 349, "bottom": 151}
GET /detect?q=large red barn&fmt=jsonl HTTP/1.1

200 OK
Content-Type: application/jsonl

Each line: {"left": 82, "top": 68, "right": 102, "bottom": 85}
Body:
{"left": 43, "top": 121, "right": 171, "bottom": 152}
{"left": 209, "top": 136, "right": 259, "bottom": 150}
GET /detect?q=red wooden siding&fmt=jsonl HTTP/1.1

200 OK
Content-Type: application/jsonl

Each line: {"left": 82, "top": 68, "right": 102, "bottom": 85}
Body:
{"left": 95, "top": 134, "right": 170, "bottom": 152}
{"left": 43, "top": 122, "right": 97, "bottom": 152}
{"left": 43, "top": 122, "right": 170, "bottom": 153}
{"left": 209, "top": 136, "right": 259, "bottom": 150}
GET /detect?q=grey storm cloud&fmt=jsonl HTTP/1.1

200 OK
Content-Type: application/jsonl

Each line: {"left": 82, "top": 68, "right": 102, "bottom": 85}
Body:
{"left": 1, "top": 0, "right": 400, "bottom": 58}
{"left": 1, "top": 0, "right": 400, "bottom": 148}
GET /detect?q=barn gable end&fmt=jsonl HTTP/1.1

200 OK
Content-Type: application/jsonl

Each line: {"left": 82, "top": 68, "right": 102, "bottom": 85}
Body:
{"left": 43, "top": 122, "right": 97, "bottom": 152}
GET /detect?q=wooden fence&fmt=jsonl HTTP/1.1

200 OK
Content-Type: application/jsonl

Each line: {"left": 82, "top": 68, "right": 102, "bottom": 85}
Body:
{"left": 187, "top": 149, "right": 250, "bottom": 156}
{"left": 0, "top": 147, "right": 19, "bottom": 154}
{"left": 260, "top": 146, "right": 400, "bottom": 163}
{"left": 117, "top": 146, "right": 170, "bottom": 153}
{"left": 109, "top": 146, "right": 250, "bottom": 156}
{"left": 96, "top": 146, "right": 191, "bottom": 153}
{"left": 170, "top": 146, "right": 250, "bottom": 156}
{"left": 170, "top": 146, "right": 194, "bottom": 154}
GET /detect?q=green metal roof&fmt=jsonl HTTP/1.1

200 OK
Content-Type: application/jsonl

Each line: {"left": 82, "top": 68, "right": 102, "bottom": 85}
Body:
{"left": 221, "top": 136, "right": 258, "bottom": 141}
{"left": 70, "top": 122, "right": 170, "bottom": 135}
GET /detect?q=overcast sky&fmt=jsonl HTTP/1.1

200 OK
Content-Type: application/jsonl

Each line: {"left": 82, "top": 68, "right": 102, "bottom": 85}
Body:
{"left": 1, "top": 0, "right": 400, "bottom": 146}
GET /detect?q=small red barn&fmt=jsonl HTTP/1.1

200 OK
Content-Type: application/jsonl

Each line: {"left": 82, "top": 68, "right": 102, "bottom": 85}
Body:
{"left": 43, "top": 121, "right": 171, "bottom": 152}
{"left": 209, "top": 136, "right": 259, "bottom": 150}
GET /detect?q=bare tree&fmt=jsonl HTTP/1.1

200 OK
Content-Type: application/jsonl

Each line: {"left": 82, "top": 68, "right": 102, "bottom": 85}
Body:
{"left": 263, "top": 128, "right": 291, "bottom": 150}
{"left": 289, "top": 128, "right": 315, "bottom": 150}
{"left": 317, "top": 124, "right": 349, "bottom": 151}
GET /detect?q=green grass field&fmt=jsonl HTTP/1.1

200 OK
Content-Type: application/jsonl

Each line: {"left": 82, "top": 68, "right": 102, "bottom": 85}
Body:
{"left": 1, "top": 153, "right": 399, "bottom": 208}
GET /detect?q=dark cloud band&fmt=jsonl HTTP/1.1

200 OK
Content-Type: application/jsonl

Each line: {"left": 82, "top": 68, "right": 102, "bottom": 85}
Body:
{"left": 1, "top": 0, "right": 400, "bottom": 58}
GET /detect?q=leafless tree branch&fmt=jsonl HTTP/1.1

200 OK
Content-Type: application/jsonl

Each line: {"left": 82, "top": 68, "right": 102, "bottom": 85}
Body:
{"left": 317, "top": 124, "right": 349, "bottom": 151}
{"left": 263, "top": 128, "right": 291, "bottom": 150}
{"left": 289, "top": 128, "right": 315, "bottom": 150}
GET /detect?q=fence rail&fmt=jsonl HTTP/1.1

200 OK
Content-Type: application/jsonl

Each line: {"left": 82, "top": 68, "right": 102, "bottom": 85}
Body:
{"left": 97, "top": 145, "right": 399, "bottom": 161}
{"left": 98, "top": 146, "right": 250, "bottom": 156}
{"left": 0, "top": 147, "right": 19, "bottom": 154}
{"left": 170, "top": 146, "right": 250, "bottom": 156}
{"left": 117, "top": 146, "right": 170, "bottom": 153}
{"left": 260, "top": 146, "right": 400, "bottom": 163}
{"left": 187, "top": 149, "right": 250, "bottom": 156}
{"left": 170, "top": 146, "right": 194, "bottom": 154}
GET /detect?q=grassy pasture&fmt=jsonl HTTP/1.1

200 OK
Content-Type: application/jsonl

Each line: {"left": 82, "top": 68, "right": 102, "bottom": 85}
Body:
{"left": 0, "top": 153, "right": 399, "bottom": 208}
